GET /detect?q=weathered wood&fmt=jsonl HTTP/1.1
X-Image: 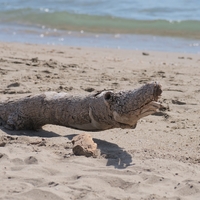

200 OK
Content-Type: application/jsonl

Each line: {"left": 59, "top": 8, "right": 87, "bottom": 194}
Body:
{"left": 0, "top": 82, "right": 162, "bottom": 131}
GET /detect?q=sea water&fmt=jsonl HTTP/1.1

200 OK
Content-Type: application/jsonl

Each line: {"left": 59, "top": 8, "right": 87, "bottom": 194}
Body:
{"left": 0, "top": 0, "right": 200, "bottom": 53}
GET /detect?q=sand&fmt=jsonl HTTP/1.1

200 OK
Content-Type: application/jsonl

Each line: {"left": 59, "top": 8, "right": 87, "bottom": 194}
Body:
{"left": 0, "top": 42, "right": 200, "bottom": 200}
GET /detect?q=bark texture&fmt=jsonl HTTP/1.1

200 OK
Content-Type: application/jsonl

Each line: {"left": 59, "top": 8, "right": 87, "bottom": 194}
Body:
{"left": 0, "top": 82, "right": 162, "bottom": 131}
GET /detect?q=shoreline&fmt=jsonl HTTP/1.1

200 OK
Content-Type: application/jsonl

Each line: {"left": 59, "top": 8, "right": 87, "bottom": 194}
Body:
{"left": 0, "top": 42, "right": 200, "bottom": 200}
{"left": 1, "top": 23, "right": 200, "bottom": 54}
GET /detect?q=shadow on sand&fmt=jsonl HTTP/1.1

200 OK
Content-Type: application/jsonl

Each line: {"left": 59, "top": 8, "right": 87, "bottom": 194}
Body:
{"left": 0, "top": 126, "right": 60, "bottom": 137}
{"left": 65, "top": 134, "right": 133, "bottom": 169}
{"left": 1, "top": 127, "right": 133, "bottom": 169}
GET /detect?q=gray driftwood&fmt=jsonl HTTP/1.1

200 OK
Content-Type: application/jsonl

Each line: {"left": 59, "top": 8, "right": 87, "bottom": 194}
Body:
{"left": 0, "top": 82, "right": 162, "bottom": 131}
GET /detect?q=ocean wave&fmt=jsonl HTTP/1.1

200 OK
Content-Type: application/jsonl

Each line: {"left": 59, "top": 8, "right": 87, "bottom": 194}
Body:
{"left": 1, "top": 9, "right": 200, "bottom": 39}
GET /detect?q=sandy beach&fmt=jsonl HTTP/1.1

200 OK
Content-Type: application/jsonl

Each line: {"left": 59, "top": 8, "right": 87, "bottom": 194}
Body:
{"left": 0, "top": 42, "right": 200, "bottom": 200}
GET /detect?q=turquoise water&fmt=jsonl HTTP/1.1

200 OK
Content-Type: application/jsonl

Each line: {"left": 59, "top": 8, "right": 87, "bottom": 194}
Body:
{"left": 0, "top": 0, "right": 200, "bottom": 52}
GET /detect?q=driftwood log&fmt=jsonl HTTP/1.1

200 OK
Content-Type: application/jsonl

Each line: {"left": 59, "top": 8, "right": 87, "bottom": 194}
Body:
{"left": 0, "top": 82, "right": 162, "bottom": 131}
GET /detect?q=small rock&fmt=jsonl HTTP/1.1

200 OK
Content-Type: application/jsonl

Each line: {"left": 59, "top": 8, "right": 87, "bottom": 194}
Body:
{"left": 72, "top": 133, "right": 98, "bottom": 157}
{"left": 84, "top": 87, "right": 95, "bottom": 92}
{"left": 7, "top": 82, "right": 20, "bottom": 88}
{"left": 172, "top": 100, "right": 186, "bottom": 105}
{"left": 142, "top": 52, "right": 149, "bottom": 56}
